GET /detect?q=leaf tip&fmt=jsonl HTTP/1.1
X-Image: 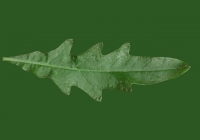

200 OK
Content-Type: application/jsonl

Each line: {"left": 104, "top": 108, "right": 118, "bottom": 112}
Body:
{"left": 182, "top": 61, "right": 191, "bottom": 72}
{"left": 119, "top": 42, "right": 131, "bottom": 54}
{"left": 87, "top": 42, "right": 103, "bottom": 55}
{"left": 99, "top": 42, "right": 103, "bottom": 46}
{"left": 55, "top": 38, "right": 73, "bottom": 53}
{"left": 67, "top": 38, "right": 73, "bottom": 42}
{"left": 66, "top": 38, "right": 73, "bottom": 45}
{"left": 126, "top": 42, "right": 131, "bottom": 48}
{"left": 184, "top": 64, "right": 191, "bottom": 73}
{"left": 97, "top": 42, "right": 103, "bottom": 50}
{"left": 96, "top": 96, "right": 102, "bottom": 102}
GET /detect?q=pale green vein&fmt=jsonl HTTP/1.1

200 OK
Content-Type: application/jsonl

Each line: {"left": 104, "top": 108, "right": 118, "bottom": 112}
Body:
{"left": 2, "top": 57, "right": 189, "bottom": 73}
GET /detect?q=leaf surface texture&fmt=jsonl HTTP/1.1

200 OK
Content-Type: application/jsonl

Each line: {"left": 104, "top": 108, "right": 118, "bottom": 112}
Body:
{"left": 3, "top": 39, "right": 190, "bottom": 101}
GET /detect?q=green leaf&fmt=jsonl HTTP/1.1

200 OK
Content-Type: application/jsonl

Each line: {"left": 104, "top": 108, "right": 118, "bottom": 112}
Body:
{"left": 3, "top": 39, "right": 191, "bottom": 102}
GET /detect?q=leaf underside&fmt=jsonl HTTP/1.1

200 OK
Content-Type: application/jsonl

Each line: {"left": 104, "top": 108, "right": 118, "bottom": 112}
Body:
{"left": 3, "top": 39, "right": 190, "bottom": 102}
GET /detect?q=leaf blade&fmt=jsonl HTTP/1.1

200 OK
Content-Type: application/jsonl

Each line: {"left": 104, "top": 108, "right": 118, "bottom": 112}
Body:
{"left": 3, "top": 39, "right": 191, "bottom": 101}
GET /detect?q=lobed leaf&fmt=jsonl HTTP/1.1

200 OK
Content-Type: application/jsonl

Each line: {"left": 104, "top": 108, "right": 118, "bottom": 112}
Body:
{"left": 3, "top": 39, "right": 191, "bottom": 101}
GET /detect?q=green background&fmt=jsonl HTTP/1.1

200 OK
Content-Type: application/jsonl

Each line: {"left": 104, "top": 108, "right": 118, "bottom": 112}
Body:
{"left": 0, "top": 0, "right": 199, "bottom": 139}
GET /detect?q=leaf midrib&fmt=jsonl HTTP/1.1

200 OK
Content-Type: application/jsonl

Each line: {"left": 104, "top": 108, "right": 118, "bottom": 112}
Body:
{"left": 3, "top": 57, "right": 184, "bottom": 73}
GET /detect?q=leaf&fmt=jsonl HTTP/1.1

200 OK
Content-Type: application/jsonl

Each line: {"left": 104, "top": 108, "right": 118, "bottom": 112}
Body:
{"left": 3, "top": 39, "right": 191, "bottom": 102}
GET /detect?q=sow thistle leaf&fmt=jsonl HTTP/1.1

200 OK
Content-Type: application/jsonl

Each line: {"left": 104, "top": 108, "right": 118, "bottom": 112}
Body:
{"left": 3, "top": 39, "right": 190, "bottom": 102}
